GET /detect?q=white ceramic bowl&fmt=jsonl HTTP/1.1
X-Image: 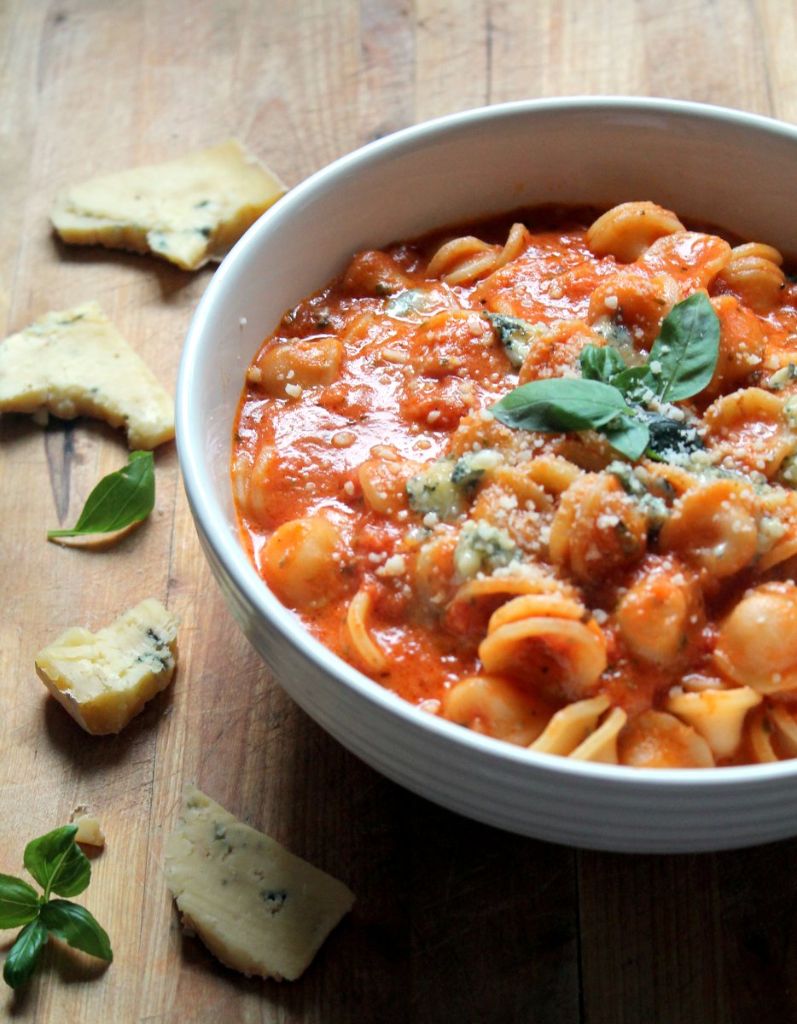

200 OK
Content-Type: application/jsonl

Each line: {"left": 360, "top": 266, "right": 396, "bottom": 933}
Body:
{"left": 177, "top": 97, "right": 797, "bottom": 853}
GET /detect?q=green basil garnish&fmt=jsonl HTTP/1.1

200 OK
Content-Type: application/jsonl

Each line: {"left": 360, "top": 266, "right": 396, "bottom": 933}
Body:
{"left": 491, "top": 295, "right": 719, "bottom": 463}
{"left": 579, "top": 344, "right": 628, "bottom": 385}
{"left": 23, "top": 826, "right": 90, "bottom": 899}
{"left": 1, "top": 825, "right": 112, "bottom": 990}
{"left": 47, "top": 450, "right": 155, "bottom": 541}
{"left": 642, "top": 292, "right": 720, "bottom": 401}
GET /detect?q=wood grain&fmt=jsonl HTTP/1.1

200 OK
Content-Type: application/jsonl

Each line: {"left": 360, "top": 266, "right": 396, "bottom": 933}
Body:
{"left": 2, "top": 1, "right": 797, "bottom": 1021}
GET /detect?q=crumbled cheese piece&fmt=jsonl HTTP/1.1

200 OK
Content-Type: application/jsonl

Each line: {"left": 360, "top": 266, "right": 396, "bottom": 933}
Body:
{"left": 165, "top": 785, "right": 354, "bottom": 981}
{"left": 284, "top": 382, "right": 302, "bottom": 399}
{"left": 604, "top": 295, "right": 619, "bottom": 310}
{"left": 454, "top": 519, "right": 516, "bottom": 578}
{"left": 0, "top": 302, "right": 174, "bottom": 448}
{"left": 35, "top": 598, "right": 178, "bottom": 735}
{"left": 343, "top": 480, "right": 356, "bottom": 497}
{"left": 72, "top": 814, "right": 105, "bottom": 848}
{"left": 51, "top": 140, "right": 286, "bottom": 270}
{"left": 767, "top": 363, "right": 797, "bottom": 390}
{"left": 407, "top": 459, "right": 462, "bottom": 519}
{"left": 381, "top": 347, "right": 409, "bottom": 364}
{"left": 377, "top": 554, "right": 407, "bottom": 577}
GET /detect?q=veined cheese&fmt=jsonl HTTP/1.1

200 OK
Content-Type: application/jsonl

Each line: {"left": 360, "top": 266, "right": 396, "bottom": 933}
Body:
{"left": 35, "top": 598, "right": 178, "bottom": 735}
{"left": 51, "top": 139, "right": 286, "bottom": 271}
{"left": 0, "top": 301, "right": 173, "bottom": 448}
{"left": 164, "top": 785, "right": 355, "bottom": 981}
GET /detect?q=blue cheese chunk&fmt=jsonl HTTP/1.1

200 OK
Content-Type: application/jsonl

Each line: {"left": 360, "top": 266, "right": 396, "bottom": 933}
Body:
{"left": 0, "top": 302, "right": 173, "bottom": 448}
{"left": 35, "top": 598, "right": 178, "bottom": 735}
{"left": 51, "top": 139, "right": 286, "bottom": 270}
{"left": 164, "top": 786, "right": 355, "bottom": 981}
{"left": 454, "top": 518, "right": 517, "bottom": 577}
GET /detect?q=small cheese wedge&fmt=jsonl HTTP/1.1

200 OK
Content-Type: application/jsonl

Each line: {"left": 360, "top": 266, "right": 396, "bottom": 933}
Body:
{"left": 73, "top": 815, "right": 105, "bottom": 848}
{"left": 164, "top": 786, "right": 355, "bottom": 981}
{"left": 35, "top": 598, "right": 178, "bottom": 735}
{"left": 51, "top": 139, "right": 286, "bottom": 270}
{"left": 0, "top": 302, "right": 173, "bottom": 448}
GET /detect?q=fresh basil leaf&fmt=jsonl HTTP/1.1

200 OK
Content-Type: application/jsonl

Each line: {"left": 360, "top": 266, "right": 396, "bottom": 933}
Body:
{"left": 642, "top": 412, "right": 705, "bottom": 461}
{"left": 604, "top": 415, "right": 651, "bottom": 461}
{"left": 39, "top": 901, "right": 113, "bottom": 962}
{"left": 47, "top": 450, "right": 155, "bottom": 540}
{"left": 3, "top": 918, "right": 47, "bottom": 989}
{"left": 0, "top": 875, "right": 40, "bottom": 928}
{"left": 611, "top": 364, "right": 649, "bottom": 398}
{"left": 492, "top": 378, "right": 631, "bottom": 433}
{"left": 23, "top": 826, "right": 90, "bottom": 899}
{"left": 484, "top": 313, "right": 536, "bottom": 369}
{"left": 579, "top": 344, "right": 627, "bottom": 384}
{"left": 644, "top": 293, "right": 720, "bottom": 402}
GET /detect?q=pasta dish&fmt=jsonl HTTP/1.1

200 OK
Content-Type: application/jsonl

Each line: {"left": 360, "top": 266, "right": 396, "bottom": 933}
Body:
{"left": 232, "top": 201, "right": 797, "bottom": 768}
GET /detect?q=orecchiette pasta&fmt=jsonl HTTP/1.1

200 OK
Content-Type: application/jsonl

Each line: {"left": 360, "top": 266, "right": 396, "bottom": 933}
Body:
{"left": 713, "top": 583, "right": 797, "bottom": 694}
{"left": 587, "top": 270, "right": 679, "bottom": 347}
{"left": 478, "top": 609, "right": 607, "bottom": 702}
{"left": 665, "top": 685, "right": 761, "bottom": 759}
{"left": 716, "top": 242, "right": 786, "bottom": 313}
{"left": 261, "top": 515, "right": 344, "bottom": 609}
{"left": 549, "top": 473, "right": 647, "bottom": 583}
{"left": 234, "top": 200, "right": 797, "bottom": 768}
{"left": 346, "top": 588, "right": 388, "bottom": 674}
{"left": 617, "top": 711, "right": 715, "bottom": 768}
{"left": 569, "top": 707, "right": 627, "bottom": 764}
{"left": 703, "top": 388, "right": 794, "bottom": 478}
{"left": 586, "top": 201, "right": 685, "bottom": 263}
{"left": 616, "top": 559, "right": 702, "bottom": 666}
{"left": 427, "top": 222, "right": 531, "bottom": 286}
{"left": 251, "top": 336, "right": 344, "bottom": 396}
{"left": 443, "top": 674, "right": 549, "bottom": 745}
{"left": 658, "top": 480, "right": 758, "bottom": 578}
{"left": 530, "top": 695, "right": 610, "bottom": 755}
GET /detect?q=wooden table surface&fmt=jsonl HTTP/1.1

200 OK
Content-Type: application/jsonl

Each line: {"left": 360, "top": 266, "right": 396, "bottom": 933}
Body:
{"left": 3, "top": 1, "right": 797, "bottom": 1021}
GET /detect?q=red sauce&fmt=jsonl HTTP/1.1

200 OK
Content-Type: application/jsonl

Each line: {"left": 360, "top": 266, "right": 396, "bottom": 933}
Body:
{"left": 233, "top": 203, "right": 797, "bottom": 766}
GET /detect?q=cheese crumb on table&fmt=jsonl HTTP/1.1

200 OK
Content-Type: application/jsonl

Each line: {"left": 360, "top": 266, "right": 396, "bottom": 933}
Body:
{"left": 72, "top": 814, "right": 105, "bottom": 847}
{"left": 164, "top": 785, "right": 355, "bottom": 982}
{"left": 51, "top": 139, "right": 286, "bottom": 270}
{"left": 0, "top": 301, "right": 174, "bottom": 448}
{"left": 35, "top": 598, "right": 178, "bottom": 735}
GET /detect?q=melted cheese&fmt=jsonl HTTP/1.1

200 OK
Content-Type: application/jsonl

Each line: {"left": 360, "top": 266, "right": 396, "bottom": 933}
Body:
{"left": 164, "top": 786, "right": 355, "bottom": 981}
{"left": 35, "top": 598, "right": 178, "bottom": 735}
{"left": 51, "top": 139, "right": 286, "bottom": 270}
{"left": 0, "top": 302, "right": 173, "bottom": 448}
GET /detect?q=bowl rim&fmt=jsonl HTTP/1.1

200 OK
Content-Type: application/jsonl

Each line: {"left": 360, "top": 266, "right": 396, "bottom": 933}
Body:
{"left": 177, "top": 95, "right": 797, "bottom": 788}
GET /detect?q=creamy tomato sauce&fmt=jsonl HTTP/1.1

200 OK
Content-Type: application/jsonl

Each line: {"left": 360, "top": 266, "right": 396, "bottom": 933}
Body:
{"left": 233, "top": 202, "right": 797, "bottom": 767}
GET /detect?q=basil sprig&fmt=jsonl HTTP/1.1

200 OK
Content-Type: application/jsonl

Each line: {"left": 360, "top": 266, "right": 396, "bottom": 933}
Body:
{"left": 1, "top": 826, "right": 112, "bottom": 989}
{"left": 491, "top": 293, "right": 718, "bottom": 461}
{"left": 645, "top": 292, "right": 720, "bottom": 401}
{"left": 48, "top": 450, "right": 155, "bottom": 541}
